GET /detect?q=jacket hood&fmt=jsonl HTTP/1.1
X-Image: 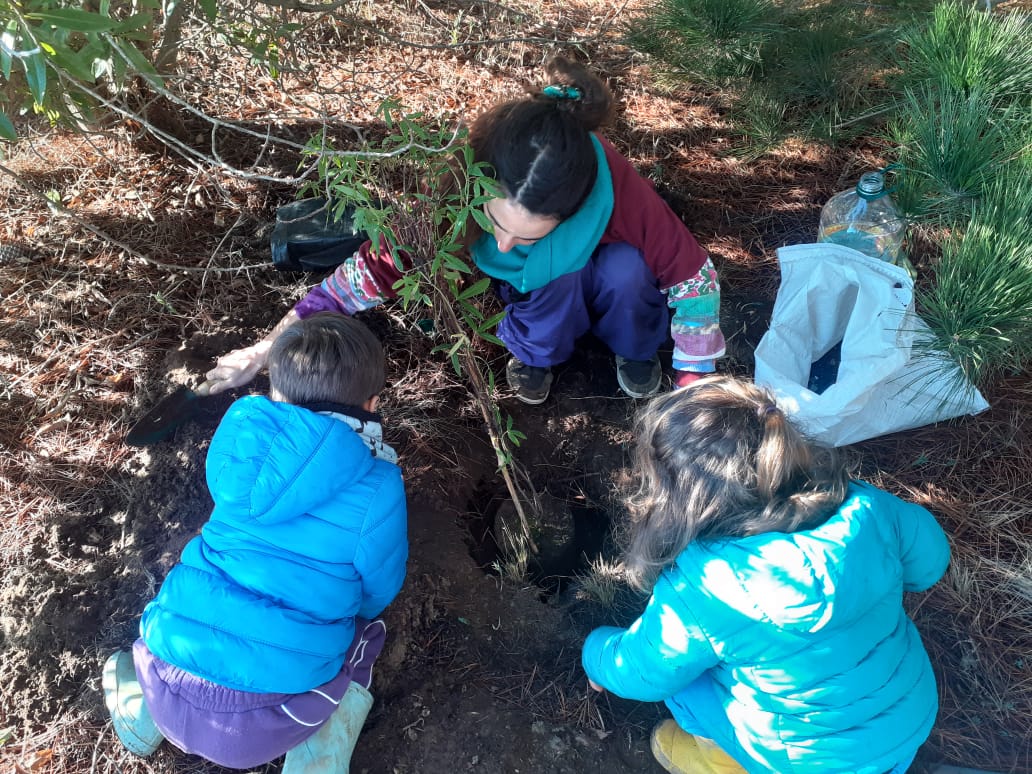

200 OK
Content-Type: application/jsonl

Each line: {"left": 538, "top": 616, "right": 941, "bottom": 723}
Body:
{"left": 685, "top": 485, "right": 901, "bottom": 634}
{"left": 205, "top": 395, "right": 376, "bottom": 524}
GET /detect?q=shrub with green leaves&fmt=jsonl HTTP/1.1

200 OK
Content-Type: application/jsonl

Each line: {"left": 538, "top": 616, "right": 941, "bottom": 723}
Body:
{"left": 0, "top": 0, "right": 299, "bottom": 141}
{"left": 305, "top": 102, "right": 504, "bottom": 364}
{"left": 0, "top": 0, "right": 158, "bottom": 138}
{"left": 304, "top": 102, "right": 535, "bottom": 543}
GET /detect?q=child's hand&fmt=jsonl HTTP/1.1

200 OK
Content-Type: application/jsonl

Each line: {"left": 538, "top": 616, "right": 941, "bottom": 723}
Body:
{"left": 587, "top": 678, "right": 605, "bottom": 693}
{"left": 673, "top": 370, "right": 704, "bottom": 389}
{"left": 197, "top": 342, "right": 272, "bottom": 396}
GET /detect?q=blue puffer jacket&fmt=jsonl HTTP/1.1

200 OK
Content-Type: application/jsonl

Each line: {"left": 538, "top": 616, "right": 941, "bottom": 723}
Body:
{"left": 141, "top": 396, "right": 408, "bottom": 694}
{"left": 582, "top": 482, "right": 950, "bottom": 774}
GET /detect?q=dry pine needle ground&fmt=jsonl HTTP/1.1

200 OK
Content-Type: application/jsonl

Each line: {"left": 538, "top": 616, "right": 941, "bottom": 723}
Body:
{"left": 1, "top": 1, "right": 1030, "bottom": 772}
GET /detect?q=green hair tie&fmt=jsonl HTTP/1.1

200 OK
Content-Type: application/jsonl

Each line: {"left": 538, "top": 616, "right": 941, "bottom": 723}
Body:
{"left": 542, "top": 84, "right": 582, "bottom": 100}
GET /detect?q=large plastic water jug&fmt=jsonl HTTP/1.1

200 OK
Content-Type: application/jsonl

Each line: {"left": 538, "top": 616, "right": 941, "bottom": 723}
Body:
{"left": 817, "top": 169, "right": 913, "bottom": 276}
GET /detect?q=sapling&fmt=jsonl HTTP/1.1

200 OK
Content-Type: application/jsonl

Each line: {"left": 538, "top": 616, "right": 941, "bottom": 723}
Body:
{"left": 304, "top": 101, "right": 537, "bottom": 553}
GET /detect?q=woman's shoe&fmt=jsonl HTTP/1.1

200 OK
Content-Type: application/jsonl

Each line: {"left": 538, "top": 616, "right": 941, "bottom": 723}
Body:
{"left": 615, "top": 355, "right": 662, "bottom": 398}
{"left": 506, "top": 357, "right": 553, "bottom": 404}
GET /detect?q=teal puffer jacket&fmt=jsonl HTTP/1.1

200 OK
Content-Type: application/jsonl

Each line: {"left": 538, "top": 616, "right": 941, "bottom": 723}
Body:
{"left": 141, "top": 396, "right": 408, "bottom": 694}
{"left": 582, "top": 482, "right": 949, "bottom": 774}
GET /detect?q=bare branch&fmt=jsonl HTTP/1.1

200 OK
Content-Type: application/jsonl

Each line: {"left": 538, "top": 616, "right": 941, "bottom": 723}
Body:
{"left": 0, "top": 161, "right": 272, "bottom": 274}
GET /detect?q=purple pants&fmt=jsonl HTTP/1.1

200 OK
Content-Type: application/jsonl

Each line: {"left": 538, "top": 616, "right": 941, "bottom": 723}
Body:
{"left": 496, "top": 242, "right": 669, "bottom": 367}
{"left": 133, "top": 619, "right": 386, "bottom": 769}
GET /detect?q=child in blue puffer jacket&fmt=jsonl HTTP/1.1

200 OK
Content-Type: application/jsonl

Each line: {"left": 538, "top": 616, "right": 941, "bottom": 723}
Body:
{"left": 582, "top": 375, "right": 950, "bottom": 774}
{"left": 102, "top": 312, "right": 408, "bottom": 772}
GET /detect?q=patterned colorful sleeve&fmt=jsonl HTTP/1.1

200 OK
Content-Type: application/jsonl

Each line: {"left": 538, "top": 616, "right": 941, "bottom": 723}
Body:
{"left": 665, "top": 256, "right": 726, "bottom": 373}
{"left": 293, "top": 248, "right": 391, "bottom": 318}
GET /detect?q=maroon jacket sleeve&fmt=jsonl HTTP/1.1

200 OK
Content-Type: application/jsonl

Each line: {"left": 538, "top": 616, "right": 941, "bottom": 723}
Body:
{"left": 598, "top": 137, "right": 709, "bottom": 289}
{"left": 354, "top": 239, "right": 409, "bottom": 299}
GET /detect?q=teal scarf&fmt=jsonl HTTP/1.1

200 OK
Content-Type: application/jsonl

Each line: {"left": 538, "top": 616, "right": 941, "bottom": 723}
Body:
{"left": 472, "top": 134, "right": 614, "bottom": 294}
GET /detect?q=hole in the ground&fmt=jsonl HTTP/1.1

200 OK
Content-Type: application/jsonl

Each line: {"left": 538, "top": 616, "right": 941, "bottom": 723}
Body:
{"left": 464, "top": 479, "right": 613, "bottom": 598}
{"left": 464, "top": 477, "right": 504, "bottom": 570}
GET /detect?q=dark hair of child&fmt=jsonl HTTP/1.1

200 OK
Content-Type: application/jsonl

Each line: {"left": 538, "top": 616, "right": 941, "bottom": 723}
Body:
{"left": 267, "top": 312, "right": 385, "bottom": 406}
{"left": 622, "top": 376, "right": 851, "bottom": 589}
{"left": 468, "top": 56, "right": 615, "bottom": 221}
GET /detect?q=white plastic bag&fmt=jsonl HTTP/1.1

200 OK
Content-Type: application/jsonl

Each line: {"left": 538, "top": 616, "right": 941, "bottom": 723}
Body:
{"left": 754, "top": 243, "right": 989, "bottom": 447}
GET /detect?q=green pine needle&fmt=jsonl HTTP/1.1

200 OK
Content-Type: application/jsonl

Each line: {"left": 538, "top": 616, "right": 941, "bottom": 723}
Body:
{"left": 888, "top": 83, "right": 1027, "bottom": 223}
{"left": 917, "top": 164, "right": 1032, "bottom": 388}
{"left": 897, "top": 1, "right": 1032, "bottom": 104}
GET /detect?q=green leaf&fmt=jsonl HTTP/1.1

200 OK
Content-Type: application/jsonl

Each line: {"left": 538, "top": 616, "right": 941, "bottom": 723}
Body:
{"left": 50, "top": 43, "right": 97, "bottom": 81}
{"left": 477, "top": 330, "right": 504, "bottom": 346}
{"left": 22, "top": 53, "right": 46, "bottom": 105}
{"left": 447, "top": 336, "right": 466, "bottom": 358}
{"left": 447, "top": 215, "right": 467, "bottom": 242}
{"left": 442, "top": 253, "right": 471, "bottom": 273}
{"left": 27, "top": 8, "right": 120, "bottom": 32}
{"left": 470, "top": 207, "right": 494, "bottom": 234}
{"left": 457, "top": 276, "right": 491, "bottom": 300}
{"left": 59, "top": 52, "right": 95, "bottom": 82}
{"left": 117, "top": 40, "right": 162, "bottom": 86}
{"left": 0, "top": 111, "right": 17, "bottom": 141}
{"left": 198, "top": 0, "right": 218, "bottom": 21}
{"left": 458, "top": 299, "right": 480, "bottom": 319}
{"left": 479, "top": 310, "right": 507, "bottom": 330}
{"left": 112, "top": 13, "right": 154, "bottom": 34}
{"left": 331, "top": 184, "right": 366, "bottom": 202}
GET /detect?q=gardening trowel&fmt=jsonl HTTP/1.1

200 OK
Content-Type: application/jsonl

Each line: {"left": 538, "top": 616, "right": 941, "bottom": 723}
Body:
{"left": 124, "top": 382, "right": 220, "bottom": 446}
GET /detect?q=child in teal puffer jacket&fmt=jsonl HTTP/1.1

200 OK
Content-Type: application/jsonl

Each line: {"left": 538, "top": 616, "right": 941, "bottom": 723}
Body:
{"left": 102, "top": 313, "right": 408, "bottom": 773}
{"left": 582, "top": 375, "right": 950, "bottom": 774}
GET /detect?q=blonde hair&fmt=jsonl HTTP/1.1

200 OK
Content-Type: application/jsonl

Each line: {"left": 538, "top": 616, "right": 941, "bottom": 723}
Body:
{"left": 622, "top": 375, "right": 850, "bottom": 589}
{"left": 268, "top": 313, "right": 384, "bottom": 406}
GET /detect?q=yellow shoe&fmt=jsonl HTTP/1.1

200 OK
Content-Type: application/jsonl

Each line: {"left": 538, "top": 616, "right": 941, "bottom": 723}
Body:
{"left": 650, "top": 720, "right": 747, "bottom": 774}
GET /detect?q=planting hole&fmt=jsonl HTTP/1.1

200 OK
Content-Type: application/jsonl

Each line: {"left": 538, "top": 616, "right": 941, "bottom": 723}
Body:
{"left": 464, "top": 479, "right": 612, "bottom": 598}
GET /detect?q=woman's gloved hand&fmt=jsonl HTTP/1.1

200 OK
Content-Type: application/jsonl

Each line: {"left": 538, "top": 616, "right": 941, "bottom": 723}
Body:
{"left": 196, "top": 342, "right": 272, "bottom": 396}
{"left": 197, "top": 309, "right": 300, "bottom": 396}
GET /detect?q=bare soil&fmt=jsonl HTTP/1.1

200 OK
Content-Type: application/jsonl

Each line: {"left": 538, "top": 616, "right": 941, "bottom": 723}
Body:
{"left": 1, "top": 2, "right": 1030, "bottom": 773}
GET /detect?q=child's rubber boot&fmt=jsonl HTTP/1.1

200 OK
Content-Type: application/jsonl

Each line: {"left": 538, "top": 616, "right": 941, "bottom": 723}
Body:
{"left": 102, "top": 650, "right": 163, "bottom": 757}
{"left": 650, "top": 720, "right": 747, "bottom": 774}
{"left": 282, "top": 681, "right": 374, "bottom": 774}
